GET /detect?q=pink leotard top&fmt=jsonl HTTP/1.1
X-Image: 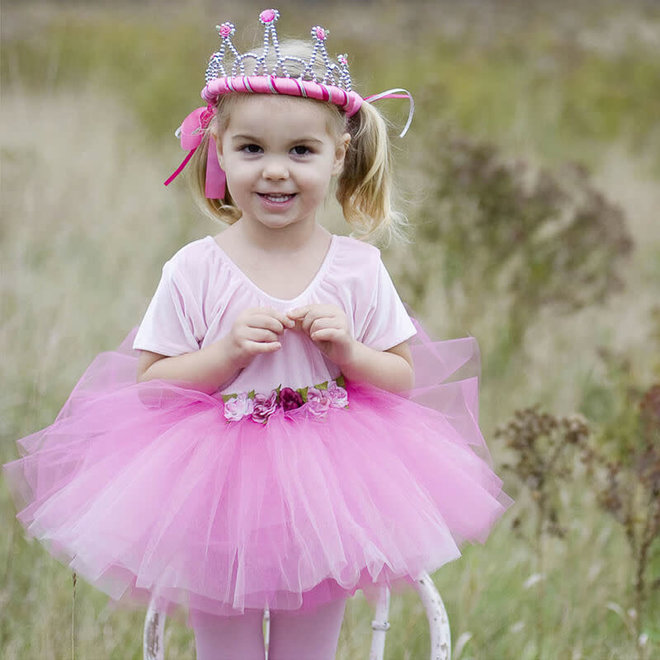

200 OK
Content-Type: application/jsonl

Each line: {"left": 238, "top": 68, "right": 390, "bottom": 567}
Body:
{"left": 133, "top": 234, "right": 416, "bottom": 395}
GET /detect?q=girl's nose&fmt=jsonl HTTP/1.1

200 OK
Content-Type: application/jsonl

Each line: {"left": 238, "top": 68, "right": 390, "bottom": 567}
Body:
{"left": 262, "top": 158, "right": 289, "bottom": 181}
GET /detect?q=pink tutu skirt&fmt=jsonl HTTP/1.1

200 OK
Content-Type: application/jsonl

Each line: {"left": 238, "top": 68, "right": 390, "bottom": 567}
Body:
{"left": 3, "top": 326, "right": 510, "bottom": 620}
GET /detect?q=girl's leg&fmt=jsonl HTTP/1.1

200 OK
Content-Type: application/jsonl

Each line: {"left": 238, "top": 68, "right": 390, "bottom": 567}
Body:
{"left": 191, "top": 609, "right": 265, "bottom": 660}
{"left": 268, "top": 598, "right": 347, "bottom": 660}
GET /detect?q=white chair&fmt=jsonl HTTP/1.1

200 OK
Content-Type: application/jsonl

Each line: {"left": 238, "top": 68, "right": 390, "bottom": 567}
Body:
{"left": 143, "top": 572, "right": 451, "bottom": 660}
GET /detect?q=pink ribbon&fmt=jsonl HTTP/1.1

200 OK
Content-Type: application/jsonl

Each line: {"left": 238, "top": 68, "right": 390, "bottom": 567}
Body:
{"left": 203, "top": 76, "right": 364, "bottom": 118}
{"left": 164, "top": 104, "right": 227, "bottom": 200}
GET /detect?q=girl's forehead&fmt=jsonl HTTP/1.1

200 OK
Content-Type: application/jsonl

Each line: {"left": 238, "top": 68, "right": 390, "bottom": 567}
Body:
{"left": 224, "top": 95, "right": 338, "bottom": 135}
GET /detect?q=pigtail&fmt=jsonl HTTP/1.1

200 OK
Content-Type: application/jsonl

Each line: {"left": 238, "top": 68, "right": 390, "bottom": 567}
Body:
{"left": 337, "top": 101, "right": 407, "bottom": 243}
{"left": 188, "top": 119, "right": 241, "bottom": 225}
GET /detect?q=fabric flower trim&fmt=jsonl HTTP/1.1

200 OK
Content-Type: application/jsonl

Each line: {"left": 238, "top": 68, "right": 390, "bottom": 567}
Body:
{"left": 222, "top": 376, "right": 348, "bottom": 424}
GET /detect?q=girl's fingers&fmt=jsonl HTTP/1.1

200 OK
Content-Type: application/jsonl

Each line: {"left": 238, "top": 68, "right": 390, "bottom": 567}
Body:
{"left": 262, "top": 307, "right": 295, "bottom": 328}
{"left": 306, "top": 315, "right": 341, "bottom": 335}
{"left": 309, "top": 317, "right": 341, "bottom": 334}
{"left": 245, "top": 327, "right": 281, "bottom": 343}
{"left": 300, "top": 314, "right": 314, "bottom": 334}
{"left": 286, "top": 308, "right": 311, "bottom": 332}
{"left": 247, "top": 340, "right": 281, "bottom": 353}
{"left": 247, "top": 316, "right": 284, "bottom": 334}
{"left": 247, "top": 310, "right": 295, "bottom": 333}
{"left": 309, "top": 328, "right": 341, "bottom": 343}
{"left": 286, "top": 306, "right": 310, "bottom": 320}
{"left": 287, "top": 305, "right": 336, "bottom": 322}
{"left": 272, "top": 309, "right": 296, "bottom": 329}
{"left": 287, "top": 305, "right": 347, "bottom": 336}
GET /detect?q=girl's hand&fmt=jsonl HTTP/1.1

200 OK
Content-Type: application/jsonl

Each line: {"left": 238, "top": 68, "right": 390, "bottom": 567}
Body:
{"left": 287, "top": 304, "right": 356, "bottom": 366}
{"left": 228, "top": 307, "right": 295, "bottom": 368}
{"left": 137, "top": 307, "right": 293, "bottom": 393}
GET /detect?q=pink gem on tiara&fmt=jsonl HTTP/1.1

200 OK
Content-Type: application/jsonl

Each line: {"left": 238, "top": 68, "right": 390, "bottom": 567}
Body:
{"left": 259, "top": 8, "right": 279, "bottom": 24}
{"left": 314, "top": 26, "right": 327, "bottom": 41}
{"left": 217, "top": 22, "right": 235, "bottom": 38}
{"left": 338, "top": 54, "right": 348, "bottom": 65}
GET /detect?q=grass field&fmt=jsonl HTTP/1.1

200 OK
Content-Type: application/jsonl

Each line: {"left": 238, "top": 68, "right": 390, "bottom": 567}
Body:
{"left": 1, "top": 1, "right": 659, "bottom": 658}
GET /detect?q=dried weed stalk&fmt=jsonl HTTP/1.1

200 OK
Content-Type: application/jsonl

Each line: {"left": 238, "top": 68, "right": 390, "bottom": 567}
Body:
{"left": 496, "top": 406, "right": 588, "bottom": 543}
{"left": 495, "top": 406, "right": 588, "bottom": 653}
{"left": 578, "top": 380, "right": 660, "bottom": 652}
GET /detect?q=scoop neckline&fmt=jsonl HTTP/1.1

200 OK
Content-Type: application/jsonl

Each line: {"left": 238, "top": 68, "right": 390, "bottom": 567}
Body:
{"left": 205, "top": 234, "right": 338, "bottom": 304}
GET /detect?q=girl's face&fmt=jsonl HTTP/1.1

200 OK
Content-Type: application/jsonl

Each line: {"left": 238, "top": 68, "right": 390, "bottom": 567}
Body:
{"left": 214, "top": 95, "right": 349, "bottom": 234}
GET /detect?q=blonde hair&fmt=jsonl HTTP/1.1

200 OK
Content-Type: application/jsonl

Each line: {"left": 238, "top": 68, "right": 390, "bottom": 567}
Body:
{"left": 188, "top": 40, "right": 407, "bottom": 243}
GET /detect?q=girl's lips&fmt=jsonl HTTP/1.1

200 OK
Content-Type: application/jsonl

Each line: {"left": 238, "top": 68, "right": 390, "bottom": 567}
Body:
{"left": 258, "top": 193, "right": 296, "bottom": 203}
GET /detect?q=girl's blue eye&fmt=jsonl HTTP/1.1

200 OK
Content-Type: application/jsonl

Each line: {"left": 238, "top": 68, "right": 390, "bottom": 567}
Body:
{"left": 241, "top": 144, "right": 262, "bottom": 154}
{"left": 291, "top": 145, "right": 312, "bottom": 156}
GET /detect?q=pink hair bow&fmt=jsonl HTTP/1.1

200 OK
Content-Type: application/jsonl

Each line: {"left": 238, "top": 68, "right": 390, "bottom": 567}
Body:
{"left": 164, "top": 104, "right": 226, "bottom": 199}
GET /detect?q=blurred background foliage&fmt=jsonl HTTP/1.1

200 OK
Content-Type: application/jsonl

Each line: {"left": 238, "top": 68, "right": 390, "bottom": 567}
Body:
{"left": 1, "top": 0, "right": 659, "bottom": 658}
{"left": 3, "top": 0, "right": 660, "bottom": 163}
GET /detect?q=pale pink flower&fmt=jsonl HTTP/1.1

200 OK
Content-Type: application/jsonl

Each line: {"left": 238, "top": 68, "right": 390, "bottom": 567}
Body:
{"left": 224, "top": 392, "right": 254, "bottom": 422}
{"left": 306, "top": 387, "right": 331, "bottom": 419}
{"left": 326, "top": 381, "right": 349, "bottom": 408}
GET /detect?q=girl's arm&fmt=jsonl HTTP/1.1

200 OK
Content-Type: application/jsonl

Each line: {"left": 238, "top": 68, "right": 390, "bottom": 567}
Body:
{"left": 137, "top": 308, "right": 294, "bottom": 393}
{"left": 137, "top": 337, "right": 243, "bottom": 394}
{"left": 288, "top": 305, "right": 414, "bottom": 393}
{"left": 339, "top": 339, "right": 414, "bottom": 392}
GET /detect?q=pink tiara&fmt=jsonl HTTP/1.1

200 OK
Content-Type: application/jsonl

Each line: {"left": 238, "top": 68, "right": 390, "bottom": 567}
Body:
{"left": 202, "top": 8, "right": 363, "bottom": 117}
{"left": 164, "top": 8, "right": 414, "bottom": 200}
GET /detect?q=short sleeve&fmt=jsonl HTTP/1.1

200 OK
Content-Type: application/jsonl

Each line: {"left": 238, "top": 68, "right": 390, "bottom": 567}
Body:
{"left": 357, "top": 259, "right": 417, "bottom": 351}
{"left": 132, "top": 260, "right": 206, "bottom": 356}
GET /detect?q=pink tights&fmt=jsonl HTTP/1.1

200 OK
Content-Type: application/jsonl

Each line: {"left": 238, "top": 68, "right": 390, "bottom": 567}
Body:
{"left": 192, "top": 598, "right": 347, "bottom": 660}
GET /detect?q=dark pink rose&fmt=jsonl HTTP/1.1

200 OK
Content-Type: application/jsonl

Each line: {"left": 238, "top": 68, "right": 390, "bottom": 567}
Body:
{"left": 306, "top": 387, "right": 331, "bottom": 419}
{"left": 326, "top": 381, "right": 349, "bottom": 408}
{"left": 251, "top": 390, "right": 278, "bottom": 424}
{"left": 280, "top": 387, "right": 304, "bottom": 412}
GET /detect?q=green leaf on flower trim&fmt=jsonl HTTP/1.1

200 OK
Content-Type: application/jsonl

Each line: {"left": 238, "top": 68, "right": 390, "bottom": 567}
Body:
{"left": 221, "top": 393, "right": 236, "bottom": 403}
{"left": 317, "top": 380, "right": 329, "bottom": 391}
{"left": 248, "top": 390, "right": 256, "bottom": 399}
{"left": 300, "top": 386, "right": 309, "bottom": 402}
{"left": 336, "top": 375, "right": 345, "bottom": 388}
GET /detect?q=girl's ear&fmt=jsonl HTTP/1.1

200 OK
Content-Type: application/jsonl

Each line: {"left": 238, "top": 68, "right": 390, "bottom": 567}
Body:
{"left": 332, "top": 133, "right": 351, "bottom": 176}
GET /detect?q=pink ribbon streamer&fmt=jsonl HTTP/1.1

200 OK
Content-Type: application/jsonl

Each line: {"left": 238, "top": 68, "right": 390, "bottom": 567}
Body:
{"left": 205, "top": 134, "right": 227, "bottom": 199}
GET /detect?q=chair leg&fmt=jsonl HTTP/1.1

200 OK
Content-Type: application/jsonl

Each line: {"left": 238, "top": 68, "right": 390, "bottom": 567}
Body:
{"left": 369, "top": 586, "right": 391, "bottom": 660}
{"left": 143, "top": 600, "right": 165, "bottom": 660}
{"left": 415, "top": 572, "right": 451, "bottom": 660}
{"left": 142, "top": 605, "right": 273, "bottom": 659}
{"left": 264, "top": 607, "right": 270, "bottom": 660}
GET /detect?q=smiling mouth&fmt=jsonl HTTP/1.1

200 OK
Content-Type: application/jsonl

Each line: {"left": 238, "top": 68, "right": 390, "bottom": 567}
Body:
{"left": 258, "top": 193, "right": 296, "bottom": 203}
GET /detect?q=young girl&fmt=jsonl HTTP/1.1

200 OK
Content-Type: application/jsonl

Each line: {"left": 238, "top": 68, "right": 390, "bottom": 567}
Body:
{"left": 4, "top": 8, "right": 509, "bottom": 659}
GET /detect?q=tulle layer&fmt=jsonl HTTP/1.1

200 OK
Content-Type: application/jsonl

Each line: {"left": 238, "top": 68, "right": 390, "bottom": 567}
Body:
{"left": 3, "top": 327, "right": 510, "bottom": 619}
